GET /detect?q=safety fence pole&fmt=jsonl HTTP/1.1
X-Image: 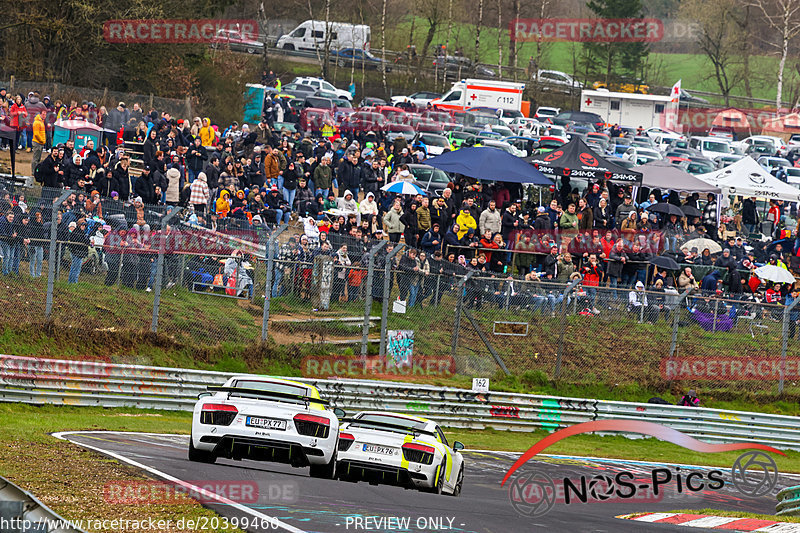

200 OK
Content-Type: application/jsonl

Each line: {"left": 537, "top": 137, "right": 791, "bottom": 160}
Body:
{"left": 151, "top": 207, "right": 182, "bottom": 332}
{"left": 45, "top": 189, "right": 74, "bottom": 318}
{"left": 262, "top": 224, "right": 288, "bottom": 342}
{"left": 361, "top": 240, "right": 386, "bottom": 357}
{"left": 780, "top": 296, "right": 800, "bottom": 394}
{"left": 450, "top": 271, "right": 476, "bottom": 361}
{"left": 554, "top": 276, "right": 583, "bottom": 381}
{"left": 378, "top": 243, "right": 404, "bottom": 358}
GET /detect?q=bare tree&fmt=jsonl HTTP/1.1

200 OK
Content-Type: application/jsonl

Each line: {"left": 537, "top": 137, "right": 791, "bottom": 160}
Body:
{"left": 474, "top": 0, "right": 484, "bottom": 70}
{"left": 418, "top": 0, "right": 447, "bottom": 70}
{"left": 442, "top": 0, "right": 454, "bottom": 90}
{"left": 381, "top": 0, "right": 388, "bottom": 95}
{"left": 497, "top": 0, "right": 503, "bottom": 77}
{"left": 508, "top": 0, "right": 520, "bottom": 78}
{"left": 680, "top": 0, "right": 746, "bottom": 106}
{"left": 749, "top": 0, "right": 800, "bottom": 111}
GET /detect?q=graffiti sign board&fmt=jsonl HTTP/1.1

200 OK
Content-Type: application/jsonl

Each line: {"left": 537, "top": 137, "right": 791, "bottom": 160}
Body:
{"left": 387, "top": 330, "right": 414, "bottom": 367}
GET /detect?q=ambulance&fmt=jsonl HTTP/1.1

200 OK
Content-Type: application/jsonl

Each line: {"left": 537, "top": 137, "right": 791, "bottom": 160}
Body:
{"left": 430, "top": 79, "right": 526, "bottom": 114}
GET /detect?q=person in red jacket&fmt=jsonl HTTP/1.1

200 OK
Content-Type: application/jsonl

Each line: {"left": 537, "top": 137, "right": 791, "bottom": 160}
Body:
{"left": 9, "top": 94, "right": 27, "bottom": 151}
{"left": 581, "top": 253, "right": 604, "bottom": 313}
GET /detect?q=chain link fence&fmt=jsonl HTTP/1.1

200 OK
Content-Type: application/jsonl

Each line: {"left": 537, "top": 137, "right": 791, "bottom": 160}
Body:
{"left": 1, "top": 181, "right": 800, "bottom": 397}
{"left": 1, "top": 79, "right": 193, "bottom": 120}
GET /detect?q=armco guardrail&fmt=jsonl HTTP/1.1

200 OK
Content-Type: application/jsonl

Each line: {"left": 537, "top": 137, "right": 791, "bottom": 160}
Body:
{"left": 2, "top": 354, "right": 800, "bottom": 449}
{"left": 0, "top": 473, "right": 88, "bottom": 533}
{"left": 777, "top": 486, "right": 800, "bottom": 516}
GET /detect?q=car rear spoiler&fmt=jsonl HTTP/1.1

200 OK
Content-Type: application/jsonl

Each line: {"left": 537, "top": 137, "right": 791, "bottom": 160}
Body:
{"left": 207, "top": 386, "right": 330, "bottom": 405}
{"left": 342, "top": 418, "right": 436, "bottom": 437}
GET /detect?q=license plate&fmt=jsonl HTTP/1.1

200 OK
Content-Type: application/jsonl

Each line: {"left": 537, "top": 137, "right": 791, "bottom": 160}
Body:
{"left": 362, "top": 443, "right": 396, "bottom": 456}
{"left": 246, "top": 416, "right": 286, "bottom": 430}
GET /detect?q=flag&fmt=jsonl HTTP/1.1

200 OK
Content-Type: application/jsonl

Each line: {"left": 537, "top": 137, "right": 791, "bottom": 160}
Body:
{"left": 670, "top": 79, "right": 682, "bottom": 103}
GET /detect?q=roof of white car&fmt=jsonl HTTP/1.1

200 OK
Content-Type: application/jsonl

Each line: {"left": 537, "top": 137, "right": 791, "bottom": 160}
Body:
{"left": 353, "top": 411, "right": 433, "bottom": 425}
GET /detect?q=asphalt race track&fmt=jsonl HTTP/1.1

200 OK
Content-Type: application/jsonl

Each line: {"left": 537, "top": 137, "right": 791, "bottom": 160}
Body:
{"left": 59, "top": 432, "right": 800, "bottom": 533}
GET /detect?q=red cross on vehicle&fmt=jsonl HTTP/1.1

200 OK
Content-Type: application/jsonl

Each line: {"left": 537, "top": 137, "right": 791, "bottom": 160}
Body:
{"left": 470, "top": 94, "right": 478, "bottom": 101}
{"left": 585, "top": 98, "right": 592, "bottom": 106}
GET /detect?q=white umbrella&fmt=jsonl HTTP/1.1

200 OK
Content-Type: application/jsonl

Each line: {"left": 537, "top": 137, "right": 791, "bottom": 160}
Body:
{"left": 754, "top": 264, "right": 796, "bottom": 284}
{"left": 381, "top": 180, "right": 426, "bottom": 195}
{"left": 682, "top": 238, "right": 722, "bottom": 254}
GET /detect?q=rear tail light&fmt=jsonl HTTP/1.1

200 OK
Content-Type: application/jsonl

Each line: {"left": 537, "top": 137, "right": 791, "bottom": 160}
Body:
{"left": 294, "top": 413, "right": 331, "bottom": 438}
{"left": 200, "top": 403, "right": 238, "bottom": 426}
{"left": 338, "top": 432, "right": 355, "bottom": 451}
{"left": 402, "top": 442, "right": 435, "bottom": 465}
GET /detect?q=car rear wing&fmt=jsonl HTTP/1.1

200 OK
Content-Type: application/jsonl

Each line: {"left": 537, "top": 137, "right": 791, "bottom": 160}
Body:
{"left": 207, "top": 386, "right": 330, "bottom": 406}
{"left": 342, "top": 418, "right": 436, "bottom": 437}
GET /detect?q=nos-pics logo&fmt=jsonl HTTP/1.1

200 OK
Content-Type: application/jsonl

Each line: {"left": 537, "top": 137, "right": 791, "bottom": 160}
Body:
{"left": 503, "top": 420, "right": 782, "bottom": 518}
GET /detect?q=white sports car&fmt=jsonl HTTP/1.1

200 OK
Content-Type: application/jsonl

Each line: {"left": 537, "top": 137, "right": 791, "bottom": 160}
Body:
{"left": 189, "top": 376, "right": 342, "bottom": 479}
{"left": 335, "top": 411, "right": 465, "bottom": 495}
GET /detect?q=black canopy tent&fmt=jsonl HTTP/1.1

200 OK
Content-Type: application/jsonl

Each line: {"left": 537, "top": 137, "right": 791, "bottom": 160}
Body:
{"left": 525, "top": 137, "right": 642, "bottom": 185}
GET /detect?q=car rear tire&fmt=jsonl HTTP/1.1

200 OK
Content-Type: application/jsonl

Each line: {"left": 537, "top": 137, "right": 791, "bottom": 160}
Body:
{"left": 309, "top": 452, "right": 337, "bottom": 479}
{"left": 424, "top": 459, "right": 446, "bottom": 494}
{"left": 450, "top": 466, "right": 463, "bottom": 497}
{"left": 246, "top": 47, "right": 256, "bottom": 54}
{"left": 188, "top": 436, "right": 216, "bottom": 464}
{"left": 338, "top": 59, "right": 346, "bottom": 67}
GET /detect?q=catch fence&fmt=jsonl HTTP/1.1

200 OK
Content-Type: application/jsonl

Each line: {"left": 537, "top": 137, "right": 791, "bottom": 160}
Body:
{"left": 0, "top": 182, "right": 798, "bottom": 396}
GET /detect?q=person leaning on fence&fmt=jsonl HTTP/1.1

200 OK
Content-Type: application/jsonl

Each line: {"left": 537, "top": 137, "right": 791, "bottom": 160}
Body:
{"left": 678, "top": 390, "right": 700, "bottom": 407}
{"left": 628, "top": 281, "right": 658, "bottom": 323}
{"left": 678, "top": 267, "right": 698, "bottom": 293}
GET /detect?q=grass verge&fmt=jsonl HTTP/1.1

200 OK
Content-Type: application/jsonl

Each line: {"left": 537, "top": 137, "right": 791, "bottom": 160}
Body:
{"left": 0, "top": 403, "right": 242, "bottom": 533}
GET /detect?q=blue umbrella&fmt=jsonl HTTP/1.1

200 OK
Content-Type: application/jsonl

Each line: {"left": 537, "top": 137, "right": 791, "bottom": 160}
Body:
{"left": 381, "top": 180, "right": 427, "bottom": 195}
{"left": 425, "top": 146, "right": 553, "bottom": 185}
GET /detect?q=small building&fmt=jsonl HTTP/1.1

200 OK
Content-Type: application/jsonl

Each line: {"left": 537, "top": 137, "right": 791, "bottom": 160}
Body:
{"left": 580, "top": 89, "right": 672, "bottom": 128}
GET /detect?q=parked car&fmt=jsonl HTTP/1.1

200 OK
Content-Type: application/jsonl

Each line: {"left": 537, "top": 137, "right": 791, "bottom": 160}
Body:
{"left": 407, "top": 164, "right": 452, "bottom": 196}
{"left": 689, "top": 136, "right": 733, "bottom": 159}
{"left": 432, "top": 56, "right": 495, "bottom": 78}
{"left": 210, "top": 28, "right": 264, "bottom": 54}
{"left": 534, "top": 106, "right": 560, "bottom": 120}
{"left": 359, "top": 96, "right": 388, "bottom": 107}
{"left": 292, "top": 76, "right": 352, "bottom": 100}
{"left": 281, "top": 83, "right": 316, "bottom": 97}
{"left": 390, "top": 91, "right": 442, "bottom": 108}
{"left": 479, "top": 139, "right": 525, "bottom": 157}
{"left": 536, "top": 70, "right": 582, "bottom": 93}
{"left": 341, "top": 111, "right": 387, "bottom": 135}
{"left": 445, "top": 130, "right": 478, "bottom": 148}
{"left": 330, "top": 48, "right": 392, "bottom": 71}
{"left": 413, "top": 133, "right": 452, "bottom": 156}
{"left": 553, "top": 111, "right": 605, "bottom": 130}
{"left": 299, "top": 108, "right": 336, "bottom": 134}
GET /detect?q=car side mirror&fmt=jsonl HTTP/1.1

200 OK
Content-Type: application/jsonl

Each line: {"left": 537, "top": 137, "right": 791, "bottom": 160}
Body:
{"left": 453, "top": 441, "right": 465, "bottom": 451}
{"left": 333, "top": 407, "right": 346, "bottom": 419}
{"left": 198, "top": 392, "right": 212, "bottom": 399}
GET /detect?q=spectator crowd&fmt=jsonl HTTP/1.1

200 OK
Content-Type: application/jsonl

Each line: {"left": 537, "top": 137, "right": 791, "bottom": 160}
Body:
{"left": 0, "top": 87, "right": 798, "bottom": 330}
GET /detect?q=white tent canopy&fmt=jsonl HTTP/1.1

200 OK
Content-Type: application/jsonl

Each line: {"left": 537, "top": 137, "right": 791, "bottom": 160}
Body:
{"left": 696, "top": 157, "right": 800, "bottom": 203}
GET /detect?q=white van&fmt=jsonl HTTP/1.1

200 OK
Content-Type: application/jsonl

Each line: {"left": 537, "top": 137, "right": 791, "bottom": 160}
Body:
{"left": 276, "top": 21, "right": 370, "bottom": 52}
{"left": 689, "top": 136, "right": 733, "bottom": 159}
